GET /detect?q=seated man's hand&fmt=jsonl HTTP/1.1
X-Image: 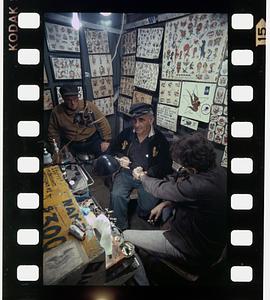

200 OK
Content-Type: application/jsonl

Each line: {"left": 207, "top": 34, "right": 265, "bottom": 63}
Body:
{"left": 100, "top": 141, "right": 110, "bottom": 153}
{"left": 149, "top": 201, "right": 172, "bottom": 222}
{"left": 115, "top": 156, "right": 131, "bottom": 169}
{"left": 132, "top": 166, "right": 146, "bottom": 180}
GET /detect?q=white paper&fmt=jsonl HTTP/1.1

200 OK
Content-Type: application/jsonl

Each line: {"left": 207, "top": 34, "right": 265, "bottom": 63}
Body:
{"left": 159, "top": 80, "right": 182, "bottom": 107}
{"left": 120, "top": 77, "right": 134, "bottom": 97}
{"left": 93, "top": 214, "right": 112, "bottom": 256}
{"left": 118, "top": 95, "right": 132, "bottom": 115}
{"left": 133, "top": 91, "right": 152, "bottom": 105}
{"left": 180, "top": 117, "right": 199, "bottom": 130}
{"left": 178, "top": 81, "right": 216, "bottom": 123}
{"left": 44, "top": 89, "right": 53, "bottom": 110}
{"left": 45, "top": 22, "right": 80, "bottom": 52}
{"left": 93, "top": 97, "right": 114, "bottom": 116}
{"left": 89, "top": 54, "right": 113, "bottom": 77}
{"left": 134, "top": 61, "right": 159, "bottom": 91}
{"left": 156, "top": 104, "right": 178, "bottom": 132}
{"left": 162, "top": 14, "right": 227, "bottom": 81}
{"left": 136, "top": 27, "right": 164, "bottom": 59}
{"left": 85, "top": 29, "right": 110, "bottom": 54}
{"left": 121, "top": 55, "right": 136, "bottom": 76}
{"left": 91, "top": 76, "right": 114, "bottom": 99}
{"left": 122, "top": 30, "right": 137, "bottom": 55}
{"left": 51, "top": 57, "right": 82, "bottom": 80}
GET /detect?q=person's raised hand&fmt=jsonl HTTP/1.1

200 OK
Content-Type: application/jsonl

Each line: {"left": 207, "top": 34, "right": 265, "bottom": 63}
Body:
{"left": 115, "top": 156, "right": 131, "bottom": 169}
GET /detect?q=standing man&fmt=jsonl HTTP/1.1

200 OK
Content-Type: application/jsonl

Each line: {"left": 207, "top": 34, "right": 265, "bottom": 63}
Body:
{"left": 111, "top": 103, "right": 172, "bottom": 230}
{"left": 48, "top": 84, "right": 112, "bottom": 157}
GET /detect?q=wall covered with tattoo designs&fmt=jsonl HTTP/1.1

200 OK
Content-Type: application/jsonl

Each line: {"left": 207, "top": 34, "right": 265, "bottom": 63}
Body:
{"left": 43, "top": 12, "right": 122, "bottom": 141}
{"left": 120, "top": 13, "right": 228, "bottom": 167}
{"left": 43, "top": 13, "right": 227, "bottom": 167}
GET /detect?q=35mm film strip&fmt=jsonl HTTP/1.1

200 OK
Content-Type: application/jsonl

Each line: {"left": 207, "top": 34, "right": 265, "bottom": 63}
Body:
{"left": 2, "top": 0, "right": 267, "bottom": 299}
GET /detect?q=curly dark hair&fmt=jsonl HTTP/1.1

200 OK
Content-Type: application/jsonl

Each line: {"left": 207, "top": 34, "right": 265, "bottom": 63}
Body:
{"left": 170, "top": 132, "right": 217, "bottom": 172}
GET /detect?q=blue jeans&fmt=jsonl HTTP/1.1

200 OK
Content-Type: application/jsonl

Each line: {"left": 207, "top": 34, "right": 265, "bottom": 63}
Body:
{"left": 110, "top": 171, "right": 160, "bottom": 230}
{"left": 70, "top": 131, "right": 110, "bottom": 158}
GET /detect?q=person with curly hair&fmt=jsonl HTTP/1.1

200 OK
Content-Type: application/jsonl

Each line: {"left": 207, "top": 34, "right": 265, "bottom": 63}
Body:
{"left": 123, "top": 132, "right": 226, "bottom": 284}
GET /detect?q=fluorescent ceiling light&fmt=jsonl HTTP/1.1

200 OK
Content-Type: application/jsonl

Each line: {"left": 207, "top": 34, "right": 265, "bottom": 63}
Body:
{"left": 100, "top": 12, "right": 112, "bottom": 16}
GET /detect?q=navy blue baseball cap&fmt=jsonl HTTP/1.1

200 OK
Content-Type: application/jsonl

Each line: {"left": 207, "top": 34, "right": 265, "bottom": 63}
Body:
{"left": 129, "top": 103, "right": 153, "bottom": 117}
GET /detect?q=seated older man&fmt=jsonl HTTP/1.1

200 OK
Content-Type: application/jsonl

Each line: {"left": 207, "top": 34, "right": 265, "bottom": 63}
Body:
{"left": 110, "top": 103, "right": 172, "bottom": 230}
{"left": 48, "top": 84, "right": 111, "bottom": 158}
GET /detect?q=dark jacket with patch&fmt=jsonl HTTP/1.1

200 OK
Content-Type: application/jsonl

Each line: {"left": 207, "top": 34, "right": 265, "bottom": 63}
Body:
{"left": 141, "top": 167, "right": 227, "bottom": 267}
{"left": 111, "top": 127, "right": 172, "bottom": 179}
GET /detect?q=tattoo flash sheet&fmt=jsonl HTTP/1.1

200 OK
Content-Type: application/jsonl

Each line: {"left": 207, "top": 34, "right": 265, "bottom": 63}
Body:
{"left": 118, "top": 95, "right": 132, "bottom": 115}
{"left": 120, "top": 77, "right": 134, "bottom": 98}
{"left": 156, "top": 103, "right": 178, "bottom": 132}
{"left": 159, "top": 80, "right": 182, "bottom": 106}
{"left": 45, "top": 22, "right": 80, "bottom": 52}
{"left": 180, "top": 117, "right": 199, "bottom": 130}
{"left": 136, "top": 27, "right": 164, "bottom": 59}
{"left": 89, "top": 54, "right": 113, "bottom": 77}
{"left": 44, "top": 89, "right": 53, "bottom": 110}
{"left": 207, "top": 53, "right": 228, "bottom": 145}
{"left": 51, "top": 57, "right": 82, "bottom": 80}
{"left": 93, "top": 97, "right": 114, "bottom": 116}
{"left": 132, "top": 90, "right": 152, "bottom": 104}
{"left": 162, "top": 14, "right": 227, "bottom": 81}
{"left": 178, "top": 81, "right": 216, "bottom": 123}
{"left": 84, "top": 29, "right": 110, "bottom": 54}
{"left": 134, "top": 61, "right": 159, "bottom": 91}
{"left": 56, "top": 86, "right": 84, "bottom": 104}
{"left": 220, "top": 145, "right": 227, "bottom": 168}
{"left": 121, "top": 55, "right": 136, "bottom": 76}
{"left": 91, "top": 76, "right": 114, "bottom": 99}
{"left": 122, "top": 30, "right": 137, "bottom": 55}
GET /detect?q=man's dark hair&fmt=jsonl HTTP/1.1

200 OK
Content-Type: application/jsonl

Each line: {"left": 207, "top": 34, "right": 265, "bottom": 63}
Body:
{"left": 171, "top": 132, "right": 217, "bottom": 172}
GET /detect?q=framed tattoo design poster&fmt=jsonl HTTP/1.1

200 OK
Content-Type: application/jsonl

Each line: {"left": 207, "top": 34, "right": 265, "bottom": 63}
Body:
{"left": 122, "top": 30, "right": 137, "bottom": 55}
{"left": 120, "top": 77, "right": 134, "bottom": 98}
{"left": 220, "top": 146, "right": 227, "bottom": 168}
{"left": 118, "top": 95, "right": 132, "bottom": 115}
{"left": 207, "top": 53, "right": 228, "bottom": 145}
{"left": 162, "top": 14, "right": 227, "bottom": 82}
{"left": 178, "top": 81, "right": 216, "bottom": 123}
{"left": 85, "top": 29, "right": 110, "bottom": 54}
{"left": 159, "top": 80, "right": 182, "bottom": 107}
{"left": 51, "top": 57, "right": 82, "bottom": 80}
{"left": 91, "top": 76, "right": 114, "bottom": 99}
{"left": 93, "top": 97, "right": 114, "bottom": 116}
{"left": 89, "top": 54, "right": 113, "bottom": 77}
{"left": 45, "top": 22, "right": 80, "bottom": 52}
{"left": 134, "top": 61, "right": 159, "bottom": 91}
{"left": 156, "top": 103, "right": 178, "bottom": 132}
{"left": 44, "top": 89, "right": 54, "bottom": 110}
{"left": 121, "top": 55, "right": 136, "bottom": 76}
{"left": 132, "top": 90, "right": 152, "bottom": 104}
{"left": 136, "top": 27, "right": 164, "bottom": 59}
{"left": 56, "top": 86, "right": 84, "bottom": 104}
{"left": 180, "top": 117, "right": 199, "bottom": 130}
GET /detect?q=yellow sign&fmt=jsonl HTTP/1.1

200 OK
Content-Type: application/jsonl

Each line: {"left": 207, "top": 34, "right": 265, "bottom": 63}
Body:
{"left": 43, "top": 166, "right": 102, "bottom": 258}
{"left": 256, "top": 18, "right": 266, "bottom": 47}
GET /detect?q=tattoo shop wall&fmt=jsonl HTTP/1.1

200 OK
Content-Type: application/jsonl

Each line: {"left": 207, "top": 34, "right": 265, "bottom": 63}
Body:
{"left": 118, "top": 13, "right": 228, "bottom": 168}
{"left": 43, "top": 12, "right": 122, "bottom": 143}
